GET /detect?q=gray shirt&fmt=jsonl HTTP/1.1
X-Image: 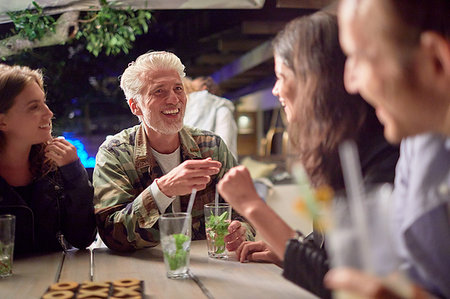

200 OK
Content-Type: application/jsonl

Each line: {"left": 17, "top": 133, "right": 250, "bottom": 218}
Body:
{"left": 393, "top": 133, "right": 450, "bottom": 298}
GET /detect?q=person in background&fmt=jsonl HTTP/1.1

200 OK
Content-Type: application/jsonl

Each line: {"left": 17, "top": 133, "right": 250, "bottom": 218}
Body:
{"left": 325, "top": 0, "right": 450, "bottom": 298}
{"left": 0, "top": 64, "right": 96, "bottom": 254}
{"left": 183, "top": 76, "right": 238, "bottom": 160}
{"left": 93, "top": 51, "right": 254, "bottom": 252}
{"left": 218, "top": 12, "right": 399, "bottom": 298}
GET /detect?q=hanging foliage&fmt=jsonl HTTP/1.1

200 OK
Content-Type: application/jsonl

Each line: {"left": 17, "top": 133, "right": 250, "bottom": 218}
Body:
{"left": 1, "top": 0, "right": 152, "bottom": 57}
{"left": 76, "top": 0, "right": 152, "bottom": 56}
{"left": 7, "top": 1, "right": 56, "bottom": 41}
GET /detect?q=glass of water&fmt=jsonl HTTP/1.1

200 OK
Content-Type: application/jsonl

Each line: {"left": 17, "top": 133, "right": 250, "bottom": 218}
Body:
{"left": 204, "top": 203, "right": 231, "bottom": 259}
{"left": 0, "top": 214, "right": 15, "bottom": 278}
{"left": 159, "top": 213, "right": 191, "bottom": 279}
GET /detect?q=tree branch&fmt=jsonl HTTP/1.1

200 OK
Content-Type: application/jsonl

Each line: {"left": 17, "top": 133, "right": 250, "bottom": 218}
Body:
{"left": 0, "top": 11, "right": 80, "bottom": 57}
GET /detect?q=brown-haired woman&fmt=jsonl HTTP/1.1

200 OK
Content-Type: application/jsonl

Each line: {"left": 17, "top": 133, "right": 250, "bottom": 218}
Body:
{"left": 218, "top": 12, "right": 399, "bottom": 298}
{"left": 0, "top": 64, "right": 96, "bottom": 254}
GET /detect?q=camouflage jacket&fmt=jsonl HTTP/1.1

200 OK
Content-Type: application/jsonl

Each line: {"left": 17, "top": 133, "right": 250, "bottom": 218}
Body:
{"left": 93, "top": 124, "right": 253, "bottom": 251}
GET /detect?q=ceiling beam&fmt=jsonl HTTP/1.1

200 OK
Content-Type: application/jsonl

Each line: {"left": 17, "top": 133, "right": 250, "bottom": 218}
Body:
{"left": 218, "top": 39, "right": 267, "bottom": 52}
{"left": 241, "top": 21, "right": 287, "bottom": 35}
{"left": 196, "top": 53, "right": 239, "bottom": 65}
{"left": 210, "top": 39, "right": 273, "bottom": 84}
{"left": 276, "top": 0, "right": 335, "bottom": 9}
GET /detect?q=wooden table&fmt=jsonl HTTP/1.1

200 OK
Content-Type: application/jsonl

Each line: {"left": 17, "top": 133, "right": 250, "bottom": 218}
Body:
{"left": 0, "top": 240, "right": 318, "bottom": 298}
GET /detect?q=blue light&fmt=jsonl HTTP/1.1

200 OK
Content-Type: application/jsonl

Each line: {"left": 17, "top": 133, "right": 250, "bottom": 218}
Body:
{"left": 62, "top": 133, "right": 96, "bottom": 168}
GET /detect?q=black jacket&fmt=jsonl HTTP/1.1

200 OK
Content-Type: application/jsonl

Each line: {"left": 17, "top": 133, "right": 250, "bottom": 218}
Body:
{"left": 0, "top": 159, "right": 96, "bottom": 255}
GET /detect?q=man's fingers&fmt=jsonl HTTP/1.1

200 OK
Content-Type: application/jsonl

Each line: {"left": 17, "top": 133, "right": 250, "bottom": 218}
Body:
{"left": 227, "top": 220, "right": 241, "bottom": 233}
{"left": 191, "top": 183, "right": 208, "bottom": 191}
{"left": 226, "top": 235, "right": 245, "bottom": 252}
{"left": 324, "top": 268, "right": 394, "bottom": 298}
{"left": 224, "top": 225, "right": 245, "bottom": 243}
{"left": 189, "top": 175, "right": 211, "bottom": 185}
{"left": 184, "top": 159, "right": 222, "bottom": 169}
{"left": 193, "top": 168, "right": 221, "bottom": 176}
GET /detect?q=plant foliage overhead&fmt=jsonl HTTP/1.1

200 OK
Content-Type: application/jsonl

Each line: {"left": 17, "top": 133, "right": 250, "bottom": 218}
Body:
{"left": 77, "top": 0, "right": 152, "bottom": 56}
{"left": 7, "top": 1, "right": 56, "bottom": 41}
{"left": 3, "top": 0, "right": 152, "bottom": 57}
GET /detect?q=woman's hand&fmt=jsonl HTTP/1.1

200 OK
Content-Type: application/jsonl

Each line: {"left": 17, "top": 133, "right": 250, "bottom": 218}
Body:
{"left": 218, "top": 165, "right": 261, "bottom": 217}
{"left": 236, "top": 240, "right": 283, "bottom": 266}
{"left": 45, "top": 138, "right": 78, "bottom": 167}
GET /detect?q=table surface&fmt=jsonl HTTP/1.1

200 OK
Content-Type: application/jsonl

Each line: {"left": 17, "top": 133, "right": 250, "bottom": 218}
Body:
{"left": 0, "top": 240, "right": 317, "bottom": 299}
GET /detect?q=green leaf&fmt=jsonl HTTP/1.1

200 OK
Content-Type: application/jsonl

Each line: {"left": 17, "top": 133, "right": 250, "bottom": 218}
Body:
{"left": 163, "top": 234, "right": 190, "bottom": 270}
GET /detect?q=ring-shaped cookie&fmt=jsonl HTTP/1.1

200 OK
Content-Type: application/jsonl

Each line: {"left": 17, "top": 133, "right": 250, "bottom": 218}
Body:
{"left": 49, "top": 281, "right": 79, "bottom": 291}
{"left": 112, "top": 278, "right": 140, "bottom": 287}
{"left": 42, "top": 290, "right": 74, "bottom": 299}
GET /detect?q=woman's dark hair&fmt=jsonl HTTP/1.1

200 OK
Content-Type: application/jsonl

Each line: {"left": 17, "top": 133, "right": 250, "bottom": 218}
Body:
{"left": 0, "top": 64, "right": 55, "bottom": 178}
{"left": 273, "top": 12, "right": 383, "bottom": 190}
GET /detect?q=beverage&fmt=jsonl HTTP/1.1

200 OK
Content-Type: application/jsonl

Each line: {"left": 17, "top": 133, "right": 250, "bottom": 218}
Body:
{"left": 0, "top": 215, "right": 15, "bottom": 279}
{"left": 0, "top": 242, "right": 13, "bottom": 278}
{"left": 161, "top": 234, "right": 190, "bottom": 279}
{"left": 204, "top": 203, "right": 231, "bottom": 259}
{"left": 159, "top": 213, "right": 191, "bottom": 279}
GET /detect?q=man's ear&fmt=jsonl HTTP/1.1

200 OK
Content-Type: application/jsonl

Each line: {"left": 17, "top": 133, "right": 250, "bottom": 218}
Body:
{"left": 420, "top": 31, "right": 450, "bottom": 80}
{"left": 128, "top": 98, "right": 142, "bottom": 116}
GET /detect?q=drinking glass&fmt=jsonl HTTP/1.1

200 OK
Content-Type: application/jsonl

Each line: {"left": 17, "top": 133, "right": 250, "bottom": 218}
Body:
{"left": 0, "top": 214, "right": 15, "bottom": 278}
{"left": 204, "top": 203, "right": 231, "bottom": 259}
{"left": 326, "top": 183, "right": 400, "bottom": 298}
{"left": 159, "top": 213, "right": 191, "bottom": 279}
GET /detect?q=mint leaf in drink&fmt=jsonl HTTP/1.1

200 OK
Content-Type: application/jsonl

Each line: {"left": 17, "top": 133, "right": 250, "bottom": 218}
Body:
{"left": 163, "top": 234, "right": 190, "bottom": 271}
{"left": 205, "top": 211, "right": 230, "bottom": 254}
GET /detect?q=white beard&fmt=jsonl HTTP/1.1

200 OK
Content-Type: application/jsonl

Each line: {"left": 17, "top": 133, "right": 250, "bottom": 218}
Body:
{"left": 143, "top": 114, "right": 183, "bottom": 135}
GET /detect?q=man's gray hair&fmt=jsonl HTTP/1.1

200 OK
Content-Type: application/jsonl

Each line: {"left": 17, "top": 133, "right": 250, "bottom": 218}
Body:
{"left": 119, "top": 51, "right": 186, "bottom": 102}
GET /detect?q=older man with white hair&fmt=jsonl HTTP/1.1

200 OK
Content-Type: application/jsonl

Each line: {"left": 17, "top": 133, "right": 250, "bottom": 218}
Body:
{"left": 93, "top": 51, "right": 254, "bottom": 252}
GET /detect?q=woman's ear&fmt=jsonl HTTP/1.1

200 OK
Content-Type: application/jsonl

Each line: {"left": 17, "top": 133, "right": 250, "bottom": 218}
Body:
{"left": 0, "top": 114, "right": 7, "bottom": 131}
{"left": 128, "top": 98, "right": 142, "bottom": 116}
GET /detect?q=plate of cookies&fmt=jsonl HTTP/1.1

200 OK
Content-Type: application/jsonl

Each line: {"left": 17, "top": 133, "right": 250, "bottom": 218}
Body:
{"left": 41, "top": 278, "right": 144, "bottom": 299}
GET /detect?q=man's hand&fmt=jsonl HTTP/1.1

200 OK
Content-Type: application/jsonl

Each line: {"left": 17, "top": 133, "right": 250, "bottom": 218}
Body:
{"left": 324, "top": 268, "right": 431, "bottom": 299}
{"left": 45, "top": 138, "right": 78, "bottom": 167}
{"left": 157, "top": 157, "right": 221, "bottom": 197}
{"left": 217, "top": 165, "right": 261, "bottom": 217}
{"left": 224, "top": 220, "right": 246, "bottom": 252}
{"left": 235, "top": 240, "right": 282, "bottom": 266}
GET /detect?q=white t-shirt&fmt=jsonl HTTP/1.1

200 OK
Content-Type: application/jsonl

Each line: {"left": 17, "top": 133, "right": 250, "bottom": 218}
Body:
{"left": 149, "top": 147, "right": 181, "bottom": 213}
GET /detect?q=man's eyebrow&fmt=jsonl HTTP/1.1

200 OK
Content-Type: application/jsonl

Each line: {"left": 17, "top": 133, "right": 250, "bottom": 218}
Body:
{"left": 149, "top": 84, "right": 166, "bottom": 90}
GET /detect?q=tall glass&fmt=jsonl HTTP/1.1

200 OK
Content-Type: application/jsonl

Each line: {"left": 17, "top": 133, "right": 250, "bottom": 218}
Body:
{"left": 326, "top": 184, "right": 400, "bottom": 298}
{"left": 159, "top": 213, "right": 191, "bottom": 279}
{"left": 0, "top": 214, "right": 15, "bottom": 278}
{"left": 204, "top": 203, "right": 231, "bottom": 259}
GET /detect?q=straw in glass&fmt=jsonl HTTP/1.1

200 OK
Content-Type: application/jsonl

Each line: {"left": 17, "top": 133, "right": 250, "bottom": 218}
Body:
{"left": 182, "top": 188, "right": 197, "bottom": 235}
{"left": 214, "top": 185, "right": 219, "bottom": 216}
{"left": 338, "top": 140, "right": 374, "bottom": 273}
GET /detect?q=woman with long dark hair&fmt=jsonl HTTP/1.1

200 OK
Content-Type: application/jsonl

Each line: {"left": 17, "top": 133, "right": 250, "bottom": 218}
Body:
{"left": 0, "top": 64, "right": 96, "bottom": 254}
{"left": 218, "top": 12, "right": 399, "bottom": 298}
